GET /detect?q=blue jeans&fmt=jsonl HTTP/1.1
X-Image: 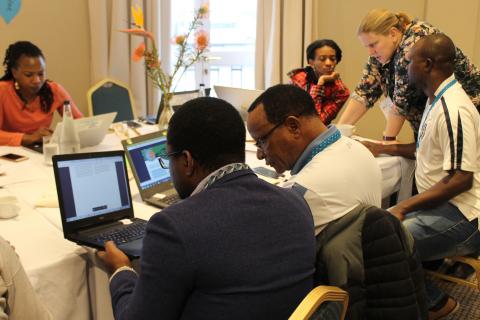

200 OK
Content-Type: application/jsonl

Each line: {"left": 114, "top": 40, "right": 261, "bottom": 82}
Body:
{"left": 403, "top": 202, "right": 480, "bottom": 309}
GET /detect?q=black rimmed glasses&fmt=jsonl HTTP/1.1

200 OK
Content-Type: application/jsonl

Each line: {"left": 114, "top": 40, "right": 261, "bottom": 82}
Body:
{"left": 254, "top": 122, "right": 284, "bottom": 149}
{"left": 254, "top": 112, "right": 307, "bottom": 149}
{"left": 158, "top": 150, "right": 182, "bottom": 169}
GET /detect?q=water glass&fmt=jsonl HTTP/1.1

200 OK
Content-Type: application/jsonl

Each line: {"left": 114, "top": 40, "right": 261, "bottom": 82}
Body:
{"left": 43, "top": 136, "right": 59, "bottom": 165}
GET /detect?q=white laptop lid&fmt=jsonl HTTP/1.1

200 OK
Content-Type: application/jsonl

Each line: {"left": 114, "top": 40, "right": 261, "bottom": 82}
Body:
{"left": 213, "top": 85, "right": 263, "bottom": 120}
{"left": 53, "top": 112, "right": 117, "bottom": 147}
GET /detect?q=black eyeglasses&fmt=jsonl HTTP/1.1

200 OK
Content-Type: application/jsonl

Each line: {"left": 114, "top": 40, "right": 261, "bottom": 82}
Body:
{"left": 158, "top": 150, "right": 182, "bottom": 169}
{"left": 254, "top": 122, "right": 284, "bottom": 149}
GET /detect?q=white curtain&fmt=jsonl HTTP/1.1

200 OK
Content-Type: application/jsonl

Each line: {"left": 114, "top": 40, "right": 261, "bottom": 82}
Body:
{"left": 88, "top": 0, "right": 165, "bottom": 117}
{"left": 255, "top": 0, "right": 314, "bottom": 89}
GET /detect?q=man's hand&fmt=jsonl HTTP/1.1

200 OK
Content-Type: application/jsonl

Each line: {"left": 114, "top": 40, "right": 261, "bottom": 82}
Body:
{"left": 388, "top": 206, "right": 406, "bottom": 221}
{"left": 318, "top": 72, "right": 339, "bottom": 86}
{"left": 96, "top": 241, "right": 132, "bottom": 274}
{"left": 360, "top": 140, "right": 385, "bottom": 157}
{"left": 21, "top": 127, "right": 52, "bottom": 146}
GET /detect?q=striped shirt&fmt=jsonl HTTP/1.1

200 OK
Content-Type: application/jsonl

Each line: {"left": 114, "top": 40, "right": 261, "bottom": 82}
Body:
{"left": 415, "top": 75, "right": 480, "bottom": 222}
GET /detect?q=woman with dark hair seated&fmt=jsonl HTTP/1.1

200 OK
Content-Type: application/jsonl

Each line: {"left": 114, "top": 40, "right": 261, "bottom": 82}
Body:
{"left": 0, "top": 41, "right": 82, "bottom": 146}
{"left": 288, "top": 39, "right": 350, "bottom": 125}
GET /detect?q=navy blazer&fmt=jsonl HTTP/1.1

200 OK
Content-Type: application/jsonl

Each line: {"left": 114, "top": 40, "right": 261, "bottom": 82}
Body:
{"left": 110, "top": 169, "right": 316, "bottom": 320}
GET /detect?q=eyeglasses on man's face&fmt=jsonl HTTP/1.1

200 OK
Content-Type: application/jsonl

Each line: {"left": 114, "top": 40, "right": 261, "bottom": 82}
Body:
{"left": 158, "top": 150, "right": 182, "bottom": 169}
{"left": 254, "top": 122, "right": 284, "bottom": 149}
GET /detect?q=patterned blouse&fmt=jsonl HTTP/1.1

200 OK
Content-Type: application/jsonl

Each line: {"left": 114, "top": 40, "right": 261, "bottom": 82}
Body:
{"left": 353, "top": 19, "right": 480, "bottom": 133}
{"left": 289, "top": 68, "right": 350, "bottom": 125}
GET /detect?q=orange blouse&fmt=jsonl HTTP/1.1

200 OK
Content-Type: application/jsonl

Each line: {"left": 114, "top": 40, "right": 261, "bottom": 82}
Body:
{"left": 0, "top": 80, "right": 83, "bottom": 146}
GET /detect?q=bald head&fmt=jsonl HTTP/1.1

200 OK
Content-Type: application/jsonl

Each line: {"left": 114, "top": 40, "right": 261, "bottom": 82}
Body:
{"left": 407, "top": 34, "right": 458, "bottom": 97}
{"left": 415, "top": 33, "right": 456, "bottom": 75}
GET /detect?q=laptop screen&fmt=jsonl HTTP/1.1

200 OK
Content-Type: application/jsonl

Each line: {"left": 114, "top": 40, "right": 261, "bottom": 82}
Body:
{"left": 125, "top": 134, "right": 172, "bottom": 190}
{"left": 56, "top": 155, "right": 131, "bottom": 223}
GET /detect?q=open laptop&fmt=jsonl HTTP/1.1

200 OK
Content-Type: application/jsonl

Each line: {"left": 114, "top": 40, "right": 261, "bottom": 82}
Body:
{"left": 26, "top": 112, "right": 117, "bottom": 153}
{"left": 213, "top": 85, "right": 263, "bottom": 120}
{"left": 76, "top": 112, "right": 117, "bottom": 147}
{"left": 121, "top": 130, "right": 181, "bottom": 208}
{"left": 52, "top": 150, "right": 146, "bottom": 258}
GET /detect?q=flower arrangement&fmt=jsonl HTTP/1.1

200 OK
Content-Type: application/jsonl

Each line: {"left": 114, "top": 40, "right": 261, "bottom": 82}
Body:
{"left": 120, "top": 4, "right": 209, "bottom": 128}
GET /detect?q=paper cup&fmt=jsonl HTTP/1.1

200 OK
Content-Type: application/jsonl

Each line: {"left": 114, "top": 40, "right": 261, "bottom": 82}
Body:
{"left": 0, "top": 196, "right": 19, "bottom": 219}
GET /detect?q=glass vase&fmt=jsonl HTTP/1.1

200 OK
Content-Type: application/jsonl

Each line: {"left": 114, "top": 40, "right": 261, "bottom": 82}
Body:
{"left": 158, "top": 92, "right": 173, "bottom": 130}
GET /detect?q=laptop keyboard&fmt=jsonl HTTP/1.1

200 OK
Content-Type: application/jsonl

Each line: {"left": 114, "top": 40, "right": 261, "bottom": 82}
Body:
{"left": 163, "top": 194, "right": 181, "bottom": 205}
{"left": 93, "top": 220, "right": 147, "bottom": 245}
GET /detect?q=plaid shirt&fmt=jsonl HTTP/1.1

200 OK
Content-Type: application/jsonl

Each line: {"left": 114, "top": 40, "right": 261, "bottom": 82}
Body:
{"left": 289, "top": 69, "right": 350, "bottom": 125}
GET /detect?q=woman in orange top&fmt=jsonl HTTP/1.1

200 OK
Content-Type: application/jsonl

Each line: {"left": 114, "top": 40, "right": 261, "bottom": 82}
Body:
{"left": 0, "top": 41, "right": 82, "bottom": 146}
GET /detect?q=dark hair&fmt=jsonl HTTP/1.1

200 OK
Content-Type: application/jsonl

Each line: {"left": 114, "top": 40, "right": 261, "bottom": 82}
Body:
{"left": 248, "top": 84, "right": 318, "bottom": 124}
{"left": 1, "top": 41, "right": 53, "bottom": 113}
{"left": 167, "top": 97, "right": 246, "bottom": 170}
{"left": 306, "top": 39, "right": 342, "bottom": 63}
{"left": 418, "top": 34, "right": 456, "bottom": 75}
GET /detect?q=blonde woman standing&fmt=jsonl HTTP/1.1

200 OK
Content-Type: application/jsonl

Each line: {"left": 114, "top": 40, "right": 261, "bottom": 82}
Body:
{"left": 338, "top": 9, "right": 480, "bottom": 142}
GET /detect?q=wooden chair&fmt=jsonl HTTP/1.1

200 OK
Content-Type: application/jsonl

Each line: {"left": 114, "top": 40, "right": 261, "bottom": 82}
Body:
{"left": 426, "top": 255, "right": 480, "bottom": 291}
{"left": 289, "top": 286, "right": 349, "bottom": 320}
{"left": 87, "top": 78, "right": 136, "bottom": 122}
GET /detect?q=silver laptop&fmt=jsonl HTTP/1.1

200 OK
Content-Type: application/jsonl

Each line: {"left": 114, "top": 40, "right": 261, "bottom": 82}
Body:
{"left": 213, "top": 85, "right": 263, "bottom": 120}
{"left": 25, "top": 112, "right": 117, "bottom": 154}
{"left": 52, "top": 112, "right": 117, "bottom": 148}
{"left": 121, "top": 130, "right": 181, "bottom": 208}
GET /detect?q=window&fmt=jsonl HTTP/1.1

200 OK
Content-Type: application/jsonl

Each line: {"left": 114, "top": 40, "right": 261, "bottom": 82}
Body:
{"left": 170, "top": 0, "right": 257, "bottom": 92}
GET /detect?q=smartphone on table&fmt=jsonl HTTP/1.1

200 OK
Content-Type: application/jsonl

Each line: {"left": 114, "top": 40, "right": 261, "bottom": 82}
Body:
{"left": 0, "top": 153, "right": 29, "bottom": 162}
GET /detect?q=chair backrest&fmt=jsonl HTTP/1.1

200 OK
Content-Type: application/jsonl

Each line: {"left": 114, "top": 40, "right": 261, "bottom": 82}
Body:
{"left": 315, "top": 205, "right": 428, "bottom": 319}
{"left": 87, "top": 78, "right": 136, "bottom": 122}
{"left": 289, "top": 286, "right": 349, "bottom": 320}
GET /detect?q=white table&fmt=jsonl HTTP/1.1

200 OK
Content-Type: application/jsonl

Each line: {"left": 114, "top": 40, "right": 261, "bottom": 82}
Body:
{"left": 0, "top": 131, "right": 414, "bottom": 320}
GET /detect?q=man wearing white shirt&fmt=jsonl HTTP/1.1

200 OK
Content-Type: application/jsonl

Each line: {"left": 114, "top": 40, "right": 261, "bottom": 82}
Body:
{"left": 361, "top": 34, "right": 480, "bottom": 319}
{"left": 246, "top": 84, "right": 382, "bottom": 236}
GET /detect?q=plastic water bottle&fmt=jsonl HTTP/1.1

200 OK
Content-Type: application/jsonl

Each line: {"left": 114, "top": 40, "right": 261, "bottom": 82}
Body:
{"left": 198, "top": 83, "right": 206, "bottom": 97}
{"left": 59, "top": 100, "right": 80, "bottom": 154}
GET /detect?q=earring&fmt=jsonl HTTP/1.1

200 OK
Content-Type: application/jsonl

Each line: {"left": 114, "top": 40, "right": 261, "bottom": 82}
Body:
{"left": 14, "top": 81, "right": 20, "bottom": 90}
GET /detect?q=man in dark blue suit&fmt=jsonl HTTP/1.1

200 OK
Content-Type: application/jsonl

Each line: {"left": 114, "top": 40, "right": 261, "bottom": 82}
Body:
{"left": 98, "top": 97, "right": 316, "bottom": 320}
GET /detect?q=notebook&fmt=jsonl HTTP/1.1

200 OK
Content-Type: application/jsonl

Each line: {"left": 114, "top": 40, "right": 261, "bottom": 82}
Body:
{"left": 52, "top": 150, "right": 146, "bottom": 258}
{"left": 26, "top": 112, "right": 117, "bottom": 153}
{"left": 213, "top": 85, "right": 263, "bottom": 120}
{"left": 121, "top": 130, "right": 181, "bottom": 208}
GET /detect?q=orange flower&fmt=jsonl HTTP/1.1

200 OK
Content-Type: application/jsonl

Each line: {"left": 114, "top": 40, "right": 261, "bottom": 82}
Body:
{"left": 195, "top": 31, "right": 208, "bottom": 51}
{"left": 174, "top": 35, "right": 186, "bottom": 45}
{"left": 119, "top": 28, "right": 154, "bottom": 41}
{"left": 132, "top": 43, "right": 146, "bottom": 62}
{"left": 198, "top": 3, "right": 209, "bottom": 18}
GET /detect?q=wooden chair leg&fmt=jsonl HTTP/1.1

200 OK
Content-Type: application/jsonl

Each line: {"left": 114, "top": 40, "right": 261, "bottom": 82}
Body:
{"left": 426, "top": 256, "right": 480, "bottom": 291}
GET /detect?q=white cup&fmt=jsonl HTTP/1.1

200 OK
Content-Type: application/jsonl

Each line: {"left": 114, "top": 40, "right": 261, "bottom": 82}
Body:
{"left": 336, "top": 124, "right": 356, "bottom": 137}
{"left": 0, "top": 196, "right": 19, "bottom": 219}
{"left": 43, "top": 136, "right": 59, "bottom": 165}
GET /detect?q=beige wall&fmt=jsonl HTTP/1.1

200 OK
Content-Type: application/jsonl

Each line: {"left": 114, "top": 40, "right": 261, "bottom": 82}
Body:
{"left": 313, "top": 0, "right": 480, "bottom": 142}
{"left": 1, "top": 0, "right": 479, "bottom": 126}
{"left": 0, "top": 0, "right": 91, "bottom": 115}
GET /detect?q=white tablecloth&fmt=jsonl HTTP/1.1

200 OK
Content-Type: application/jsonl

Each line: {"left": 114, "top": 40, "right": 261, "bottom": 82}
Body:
{"left": 0, "top": 130, "right": 414, "bottom": 320}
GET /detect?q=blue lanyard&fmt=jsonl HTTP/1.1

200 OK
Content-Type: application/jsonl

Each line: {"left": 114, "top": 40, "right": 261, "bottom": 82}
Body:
{"left": 295, "top": 130, "right": 341, "bottom": 172}
{"left": 416, "top": 78, "right": 457, "bottom": 149}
